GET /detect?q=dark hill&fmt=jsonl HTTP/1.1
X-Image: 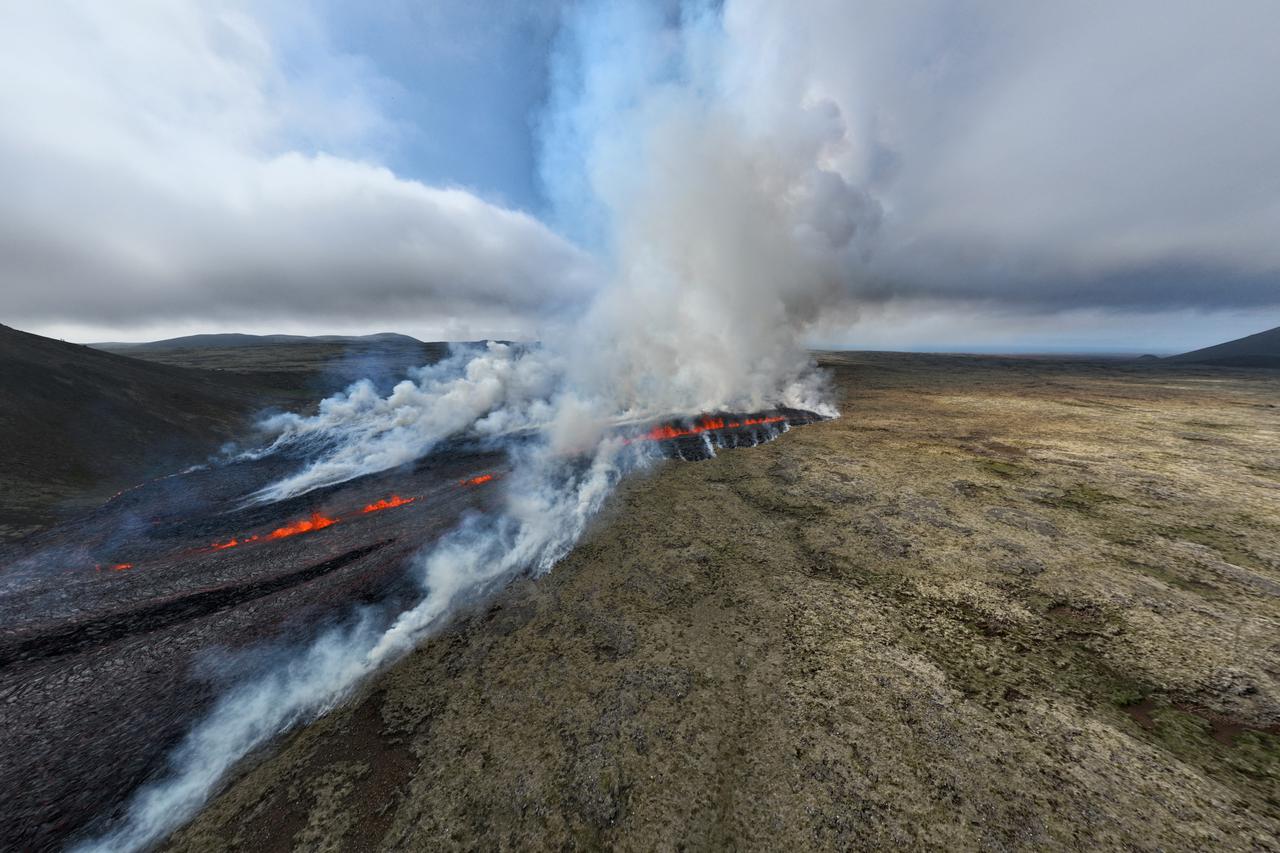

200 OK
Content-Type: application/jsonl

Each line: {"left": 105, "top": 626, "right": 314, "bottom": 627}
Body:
{"left": 0, "top": 324, "right": 280, "bottom": 540}
{"left": 1168, "top": 325, "right": 1280, "bottom": 367}
{"left": 1, "top": 326, "right": 454, "bottom": 540}
{"left": 92, "top": 334, "right": 454, "bottom": 400}
{"left": 94, "top": 332, "right": 424, "bottom": 351}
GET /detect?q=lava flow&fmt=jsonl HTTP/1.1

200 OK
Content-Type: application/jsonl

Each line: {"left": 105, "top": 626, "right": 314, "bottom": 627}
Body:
{"left": 636, "top": 414, "right": 787, "bottom": 442}
{"left": 211, "top": 535, "right": 260, "bottom": 550}
{"left": 362, "top": 495, "right": 415, "bottom": 513}
{"left": 267, "top": 512, "right": 337, "bottom": 540}
{"left": 107, "top": 474, "right": 497, "bottom": 571}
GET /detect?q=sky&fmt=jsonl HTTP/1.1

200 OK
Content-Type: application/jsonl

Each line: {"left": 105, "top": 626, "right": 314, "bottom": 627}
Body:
{"left": 1, "top": 0, "right": 1278, "bottom": 353}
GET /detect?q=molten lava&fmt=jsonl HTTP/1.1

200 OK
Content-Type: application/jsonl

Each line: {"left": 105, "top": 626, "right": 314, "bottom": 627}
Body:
{"left": 267, "top": 512, "right": 337, "bottom": 540}
{"left": 362, "top": 495, "right": 415, "bottom": 513}
{"left": 114, "top": 472, "right": 503, "bottom": 573}
{"left": 637, "top": 414, "right": 786, "bottom": 442}
{"left": 210, "top": 534, "right": 261, "bottom": 550}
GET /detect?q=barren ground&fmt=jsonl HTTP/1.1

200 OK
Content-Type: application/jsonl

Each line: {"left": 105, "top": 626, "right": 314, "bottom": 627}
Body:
{"left": 169, "top": 352, "right": 1280, "bottom": 851}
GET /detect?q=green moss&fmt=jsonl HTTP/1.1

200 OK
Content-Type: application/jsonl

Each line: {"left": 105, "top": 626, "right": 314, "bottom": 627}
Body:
{"left": 1161, "top": 524, "right": 1265, "bottom": 571}
{"left": 1109, "top": 685, "right": 1147, "bottom": 707}
{"left": 1115, "top": 557, "right": 1222, "bottom": 598}
{"left": 975, "top": 459, "right": 1036, "bottom": 480}
{"left": 1227, "top": 732, "right": 1280, "bottom": 789}
{"left": 1098, "top": 670, "right": 1156, "bottom": 711}
{"left": 1098, "top": 528, "right": 1142, "bottom": 547}
{"left": 1037, "top": 484, "right": 1120, "bottom": 514}
{"left": 1181, "top": 420, "right": 1238, "bottom": 431}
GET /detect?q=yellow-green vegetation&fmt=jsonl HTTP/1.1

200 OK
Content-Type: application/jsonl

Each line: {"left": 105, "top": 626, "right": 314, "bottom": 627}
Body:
{"left": 169, "top": 353, "right": 1280, "bottom": 851}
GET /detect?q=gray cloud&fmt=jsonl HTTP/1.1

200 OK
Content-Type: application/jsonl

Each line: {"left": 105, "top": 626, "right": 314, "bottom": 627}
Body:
{"left": 0, "top": 3, "right": 596, "bottom": 337}
{"left": 730, "top": 1, "right": 1280, "bottom": 310}
{"left": 1, "top": 1, "right": 1277, "bottom": 346}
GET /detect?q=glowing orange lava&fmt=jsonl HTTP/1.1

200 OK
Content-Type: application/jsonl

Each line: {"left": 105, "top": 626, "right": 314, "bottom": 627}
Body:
{"left": 638, "top": 415, "right": 785, "bottom": 442}
{"left": 210, "top": 534, "right": 261, "bottom": 550}
{"left": 105, "top": 472, "right": 511, "bottom": 575}
{"left": 362, "top": 495, "right": 416, "bottom": 513}
{"left": 267, "top": 512, "right": 337, "bottom": 540}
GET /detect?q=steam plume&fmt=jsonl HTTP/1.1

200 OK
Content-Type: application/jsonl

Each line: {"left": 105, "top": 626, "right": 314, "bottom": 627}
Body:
{"left": 78, "top": 4, "right": 874, "bottom": 849}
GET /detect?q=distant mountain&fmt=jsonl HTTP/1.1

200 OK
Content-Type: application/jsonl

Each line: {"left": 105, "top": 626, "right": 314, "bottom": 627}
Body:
{"left": 93, "top": 332, "right": 424, "bottom": 351}
{"left": 88, "top": 332, "right": 454, "bottom": 397}
{"left": 1168, "top": 325, "right": 1280, "bottom": 368}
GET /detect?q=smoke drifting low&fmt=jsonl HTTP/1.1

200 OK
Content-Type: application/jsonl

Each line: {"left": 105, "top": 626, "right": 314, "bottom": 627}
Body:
{"left": 77, "top": 436, "right": 632, "bottom": 853}
{"left": 79, "top": 5, "right": 877, "bottom": 850}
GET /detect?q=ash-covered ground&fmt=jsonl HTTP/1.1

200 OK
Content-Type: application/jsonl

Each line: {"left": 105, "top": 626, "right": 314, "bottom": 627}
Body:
{"left": 0, "top": 335, "right": 817, "bottom": 853}
{"left": 2, "top": 347, "right": 1277, "bottom": 852}
{"left": 0, "top": 441, "right": 508, "bottom": 851}
{"left": 167, "top": 353, "right": 1280, "bottom": 851}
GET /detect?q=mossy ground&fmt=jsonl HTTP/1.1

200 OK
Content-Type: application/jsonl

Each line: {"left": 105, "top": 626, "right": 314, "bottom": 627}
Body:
{"left": 169, "top": 353, "right": 1280, "bottom": 851}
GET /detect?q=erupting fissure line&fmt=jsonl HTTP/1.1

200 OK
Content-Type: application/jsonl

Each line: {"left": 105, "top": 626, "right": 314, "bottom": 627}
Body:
{"left": 267, "top": 512, "right": 337, "bottom": 540}
{"left": 211, "top": 535, "right": 259, "bottom": 550}
{"left": 92, "top": 474, "right": 498, "bottom": 572}
{"left": 631, "top": 414, "right": 787, "bottom": 443}
{"left": 362, "top": 495, "right": 415, "bottom": 513}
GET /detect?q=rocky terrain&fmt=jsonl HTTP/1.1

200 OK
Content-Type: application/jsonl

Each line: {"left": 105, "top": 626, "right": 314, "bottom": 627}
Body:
{"left": 167, "top": 352, "right": 1280, "bottom": 851}
{"left": 0, "top": 434, "right": 507, "bottom": 851}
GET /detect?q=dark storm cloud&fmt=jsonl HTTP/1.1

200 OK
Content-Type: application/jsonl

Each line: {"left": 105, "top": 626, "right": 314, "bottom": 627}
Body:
{"left": 0, "top": 1, "right": 1277, "bottom": 343}
{"left": 766, "top": 1, "right": 1280, "bottom": 311}
{"left": 542, "top": 1, "right": 1280, "bottom": 316}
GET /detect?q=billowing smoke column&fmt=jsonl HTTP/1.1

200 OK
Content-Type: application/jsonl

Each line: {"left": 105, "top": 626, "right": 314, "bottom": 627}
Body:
{"left": 78, "top": 3, "right": 876, "bottom": 850}
{"left": 545, "top": 0, "right": 877, "bottom": 419}
{"left": 252, "top": 0, "right": 873, "bottom": 504}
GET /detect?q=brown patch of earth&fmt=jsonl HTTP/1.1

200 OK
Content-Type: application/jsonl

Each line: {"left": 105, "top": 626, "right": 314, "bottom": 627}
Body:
{"left": 168, "top": 353, "right": 1280, "bottom": 851}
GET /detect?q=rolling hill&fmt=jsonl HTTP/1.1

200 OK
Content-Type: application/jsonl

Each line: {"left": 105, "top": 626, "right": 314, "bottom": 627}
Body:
{"left": 0, "top": 324, "right": 283, "bottom": 539}
{"left": 0, "top": 326, "right": 457, "bottom": 540}
{"left": 93, "top": 332, "right": 425, "bottom": 350}
{"left": 1169, "top": 324, "right": 1280, "bottom": 367}
{"left": 93, "top": 333, "right": 452, "bottom": 397}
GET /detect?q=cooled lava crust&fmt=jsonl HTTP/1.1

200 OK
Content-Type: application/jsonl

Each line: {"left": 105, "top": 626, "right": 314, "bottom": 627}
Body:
{"left": 0, "top": 409, "right": 819, "bottom": 851}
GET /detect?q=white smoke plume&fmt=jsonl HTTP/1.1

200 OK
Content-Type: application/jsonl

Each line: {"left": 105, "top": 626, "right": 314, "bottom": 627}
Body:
{"left": 547, "top": 1, "right": 876, "bottom": 419}
{"left": 76, "top": 438, "right": 634, "bottom": 853}
{"left": 79, "top": 3, "right": 875, "bottom": 849}
{"left": 250, "top": 342, "right": 568, "bottom": 503}
{"left": 252, "top": 2, "right": 869, "bottom": 502}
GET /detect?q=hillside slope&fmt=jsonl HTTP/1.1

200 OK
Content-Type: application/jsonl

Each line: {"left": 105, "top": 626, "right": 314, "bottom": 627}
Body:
{"left": 93, "top": 332, "right": 425, "bottom": 350}
{"left": 1169, "top": 325, "right": 1280, "bottom": 367}
{"left": 93, "top": 334, "right": 452, "bottom": 399}
{"left": 0, "top": 324, "right": 274, "bottom": 539}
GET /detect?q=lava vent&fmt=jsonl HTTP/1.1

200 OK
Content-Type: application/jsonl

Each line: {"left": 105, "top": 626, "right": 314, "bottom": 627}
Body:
{"left": 632, "top": 407, "right": 825, "bottom": 460}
